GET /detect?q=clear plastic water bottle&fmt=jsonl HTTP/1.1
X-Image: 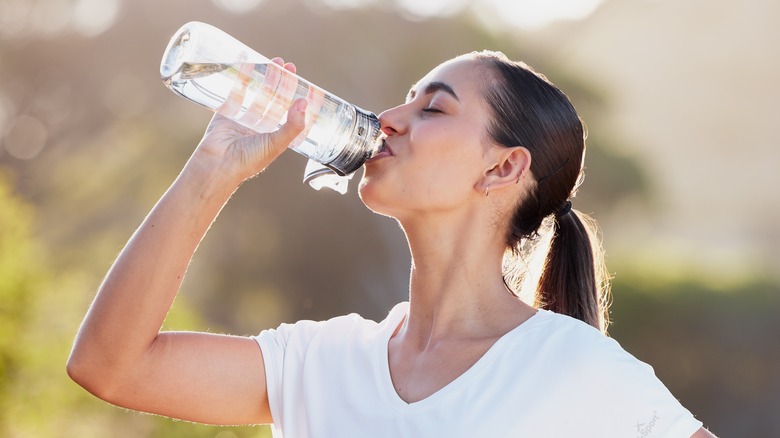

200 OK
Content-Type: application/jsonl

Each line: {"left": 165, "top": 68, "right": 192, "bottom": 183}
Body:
{"left": 159, "top": 22, "right": 384, "bottom": 193}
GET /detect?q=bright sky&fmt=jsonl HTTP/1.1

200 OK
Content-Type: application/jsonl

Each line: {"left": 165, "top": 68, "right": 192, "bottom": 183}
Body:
{"left": 215, "top": 0, "right": 606, "bottom": 30}
{"left": 485, "top": 0, "right": 605, "bottom": 30}
{"left": 392, "top": 0, "right": 605, "bottom": 29}
{"left": 0, "top": 0, "right": 605, "bottom": 39}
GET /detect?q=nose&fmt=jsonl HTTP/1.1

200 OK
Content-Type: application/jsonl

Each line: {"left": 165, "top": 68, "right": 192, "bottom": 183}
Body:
{"left": 378, "top": 104, "right": 407, "bottom": 137}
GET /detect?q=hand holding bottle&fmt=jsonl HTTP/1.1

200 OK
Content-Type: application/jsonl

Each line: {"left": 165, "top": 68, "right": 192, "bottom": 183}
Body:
{"left": 192, "top": 57, "right": 307, "bottom": 184}
{"left": 161, "top": 22, "right": 384, "bottom": 193}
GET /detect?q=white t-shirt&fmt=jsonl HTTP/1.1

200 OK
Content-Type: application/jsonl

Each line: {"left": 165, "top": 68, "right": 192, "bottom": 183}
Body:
{"left": 254, "top": 302, "right": 702, "bottom": 438}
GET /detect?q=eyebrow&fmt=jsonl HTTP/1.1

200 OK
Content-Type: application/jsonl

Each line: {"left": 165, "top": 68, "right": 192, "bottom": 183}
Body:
{"left": 406, "top": 81, "right": 460, "bottom": 102}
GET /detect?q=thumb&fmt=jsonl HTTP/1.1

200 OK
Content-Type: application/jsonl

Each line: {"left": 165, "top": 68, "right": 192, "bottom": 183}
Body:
{"left": 268, "top": 98, "right": 307, "bottom": 149}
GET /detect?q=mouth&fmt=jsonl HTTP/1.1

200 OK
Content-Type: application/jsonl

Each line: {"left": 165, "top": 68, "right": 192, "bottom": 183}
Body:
{"left": 381, "top": 138, "right": 395, "bottom": 155}
{"left": 367, "top": 138, "right": 394, "bottom": 163}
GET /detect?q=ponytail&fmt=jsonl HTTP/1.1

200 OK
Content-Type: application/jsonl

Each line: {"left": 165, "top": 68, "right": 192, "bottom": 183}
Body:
{"left": 470, "top": 50, "right": 611, "bottom": 333}
{"left": 536, "top": 208, "right": 610, "bottom": 333}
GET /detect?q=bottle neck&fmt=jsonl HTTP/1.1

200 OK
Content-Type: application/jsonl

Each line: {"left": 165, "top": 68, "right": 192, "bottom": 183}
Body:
{"left": 326, "top": 107, "right": 383, "bottom": 176}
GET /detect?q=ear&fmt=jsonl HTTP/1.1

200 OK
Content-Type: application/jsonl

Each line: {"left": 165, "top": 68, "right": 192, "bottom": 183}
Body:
{"left": 478, "top": 146, "right": 531, "bottom": 194}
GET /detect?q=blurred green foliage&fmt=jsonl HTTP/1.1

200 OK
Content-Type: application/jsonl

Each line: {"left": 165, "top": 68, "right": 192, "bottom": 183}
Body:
{"left": 0, "top": 172, "right": 272, "bottom": 437}
{"left": 0, "top": 171, "right": 41, "bottom": 434}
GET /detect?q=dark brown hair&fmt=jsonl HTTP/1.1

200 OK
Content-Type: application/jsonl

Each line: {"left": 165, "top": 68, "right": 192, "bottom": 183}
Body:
{"left": 472, "top": 51, "right": 611, "bottom": 333}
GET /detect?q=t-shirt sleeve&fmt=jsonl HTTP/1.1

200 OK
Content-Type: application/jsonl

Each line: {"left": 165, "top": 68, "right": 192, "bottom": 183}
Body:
{"left": 253, "top": 319, "right": 323, "bottom": 428}
{"left": 581, "top": 333, "right": 704, "bottom": 437}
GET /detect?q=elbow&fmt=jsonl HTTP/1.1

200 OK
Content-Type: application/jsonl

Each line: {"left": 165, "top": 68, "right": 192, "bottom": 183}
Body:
{"left": 66, "top": 348, "right": 87, "bottom": 385}
{"left": 66, "top": 344, "right": 117, "bottom": 401}
{"left": 66, "top": 347, "right": 98, "bottom": 393}
{"left": 67, "top": 337, "right": 149, "bottom": 405}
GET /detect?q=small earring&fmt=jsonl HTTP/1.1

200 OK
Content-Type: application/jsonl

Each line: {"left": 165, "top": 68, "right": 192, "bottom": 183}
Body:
{"left": 516, "top": 171, "right": 522, "bottom": 184}
{"left": 485, "top": 187, "right": 490, "bottom": 197}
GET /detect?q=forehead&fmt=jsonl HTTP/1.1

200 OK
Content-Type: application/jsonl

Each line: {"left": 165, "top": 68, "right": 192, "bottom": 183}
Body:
{"left": 409, "top": 58, "right": 486, "bottom": 101}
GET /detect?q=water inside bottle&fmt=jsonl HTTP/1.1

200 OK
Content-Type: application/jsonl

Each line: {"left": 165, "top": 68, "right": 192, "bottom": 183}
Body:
{"left": 164, "top": 61, "right": 358, "bottom": 166}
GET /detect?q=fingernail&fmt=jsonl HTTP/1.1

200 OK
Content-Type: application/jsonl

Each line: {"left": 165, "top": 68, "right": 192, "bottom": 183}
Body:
{"left": 295, "top": 100, "right": 307, "bottom": 112}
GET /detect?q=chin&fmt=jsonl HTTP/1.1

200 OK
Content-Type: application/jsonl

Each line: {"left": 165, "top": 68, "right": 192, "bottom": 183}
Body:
{"left": 358, "top": 172, "right": 397, "bottom": 218}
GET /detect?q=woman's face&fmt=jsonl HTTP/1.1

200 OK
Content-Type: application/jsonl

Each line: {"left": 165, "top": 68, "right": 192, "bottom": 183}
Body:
{"left": 359, "top": 57, "right": 498, "bottom": 219}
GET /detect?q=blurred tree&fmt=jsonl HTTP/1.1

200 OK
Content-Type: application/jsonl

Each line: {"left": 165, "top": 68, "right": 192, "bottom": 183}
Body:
{"left": 0, "top": 168, "right": 271, "bottom": 436}
{"left": 0, "top": 171, "right": 41, "bottom": 436}
{"left": 3, "top": 0, "right": 772, "bottom": 436}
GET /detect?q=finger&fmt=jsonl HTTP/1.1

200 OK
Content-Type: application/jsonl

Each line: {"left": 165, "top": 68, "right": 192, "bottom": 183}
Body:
{"left": 283, "top": 62, "right": 297, "bottom": 74}
{"left": 268, "top": 99, "right": 307, "bottom": 149}
{"left": 290, "top": 84, "right": 324, "bottom": 148}
{"left": 271, "top": 57, "right": 284, "bottom": 66}
{"left": 218, "top": 62, "right": 254, "bottom": 118}
{"left": 238, "top": 61, "right": 281, "bottom": 130}
{"left": 254, "top": 63, "right": 298, "bottom": 132}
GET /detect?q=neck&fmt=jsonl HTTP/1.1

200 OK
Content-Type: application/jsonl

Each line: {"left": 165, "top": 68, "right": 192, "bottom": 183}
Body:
{"left": 396, "top": 209, "right": 529, "bottom": 348}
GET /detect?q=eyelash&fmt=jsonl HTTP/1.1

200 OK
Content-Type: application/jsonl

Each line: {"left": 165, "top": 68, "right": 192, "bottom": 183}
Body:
{"left": 422, "top": 107, "right": 442, "bottom": 114}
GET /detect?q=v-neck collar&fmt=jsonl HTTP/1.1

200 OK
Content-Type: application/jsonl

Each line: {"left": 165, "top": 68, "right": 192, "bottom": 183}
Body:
{"left": 375, "top": 302, "right": 547, "bottom": 412}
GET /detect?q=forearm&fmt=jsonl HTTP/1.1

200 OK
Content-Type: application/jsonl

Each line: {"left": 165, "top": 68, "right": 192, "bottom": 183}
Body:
{"left": 68, "top": 152, "right": 240, "bottom": 385}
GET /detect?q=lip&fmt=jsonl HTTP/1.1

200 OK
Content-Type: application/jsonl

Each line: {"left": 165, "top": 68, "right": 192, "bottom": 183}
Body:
{"left": 367, "top": 139, "right": 394, "bottom": 163}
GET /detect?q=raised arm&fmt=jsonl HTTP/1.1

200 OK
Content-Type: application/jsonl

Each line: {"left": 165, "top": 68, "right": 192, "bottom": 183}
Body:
{"left": 67, "top": 59, "right": 306, "bottom": 425}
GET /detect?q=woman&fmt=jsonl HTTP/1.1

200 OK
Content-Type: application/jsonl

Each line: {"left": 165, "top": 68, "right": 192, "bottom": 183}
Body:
{"left": 68, "top": 51, "right": 716, "bottom": 437}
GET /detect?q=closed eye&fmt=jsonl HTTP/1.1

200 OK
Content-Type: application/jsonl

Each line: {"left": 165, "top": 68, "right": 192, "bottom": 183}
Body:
{"left": 422, "top": 107, "right": 442, "bottom": 114}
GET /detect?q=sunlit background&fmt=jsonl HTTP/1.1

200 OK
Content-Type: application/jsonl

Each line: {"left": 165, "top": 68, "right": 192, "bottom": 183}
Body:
{"left": 0, "top": 0, "right": 778, "bottom": 436}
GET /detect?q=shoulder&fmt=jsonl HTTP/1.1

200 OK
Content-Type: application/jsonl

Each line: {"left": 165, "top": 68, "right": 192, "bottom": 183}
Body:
{"left": 529, "top": 310, "right": 621, "bottom": 355}
{"left": 511, "top": 309, "right": 656, "bottom": 383}
{"left": 255, "top": 312, "right": 369, "bottom": 351}
{"left": 538, "top": 310, "right": 639, "bottom": 355}
{"left": 533, "top": 308, "right": 608, "bottom": 341}
{"left": 511, "top": 311, "right": 703, "bottom": 435}
{"left": 254, "top": 302, "right": 407, "bottom": 352}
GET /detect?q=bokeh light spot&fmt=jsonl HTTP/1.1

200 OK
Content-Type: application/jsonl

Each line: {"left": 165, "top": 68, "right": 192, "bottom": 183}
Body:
{"left": 210, "top": 0, "right": 265, "bottom": 14}
{"left": 0, "top": 0, "right": 32, "bottom": 38}
{"left": 4, "top": 115, "right": 48, "bottom": 160}
{"left": 320, "top": 0, "right": 375, "bottom": 9}
{"left": 489, "top": 0, "right": 604, "bottom": 30}
{"left": 395, "top": 0, "right": 468, "bottom": 19}
{"left": 31, "top": 0, "right": 73, "bottom": 36}
{"left": 72, "top": 0, "right": 121, "bottom": 37}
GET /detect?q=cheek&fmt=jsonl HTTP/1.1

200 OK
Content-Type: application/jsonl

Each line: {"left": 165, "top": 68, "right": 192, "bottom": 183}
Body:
{"left": 422, "top": 141, "right": 483, "bottom": 190}
{"left": 410, "top": 157, "right": 481, "bottom": 205}
{"left": 358, "top": 128, "right": 485, "bottom": 211}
